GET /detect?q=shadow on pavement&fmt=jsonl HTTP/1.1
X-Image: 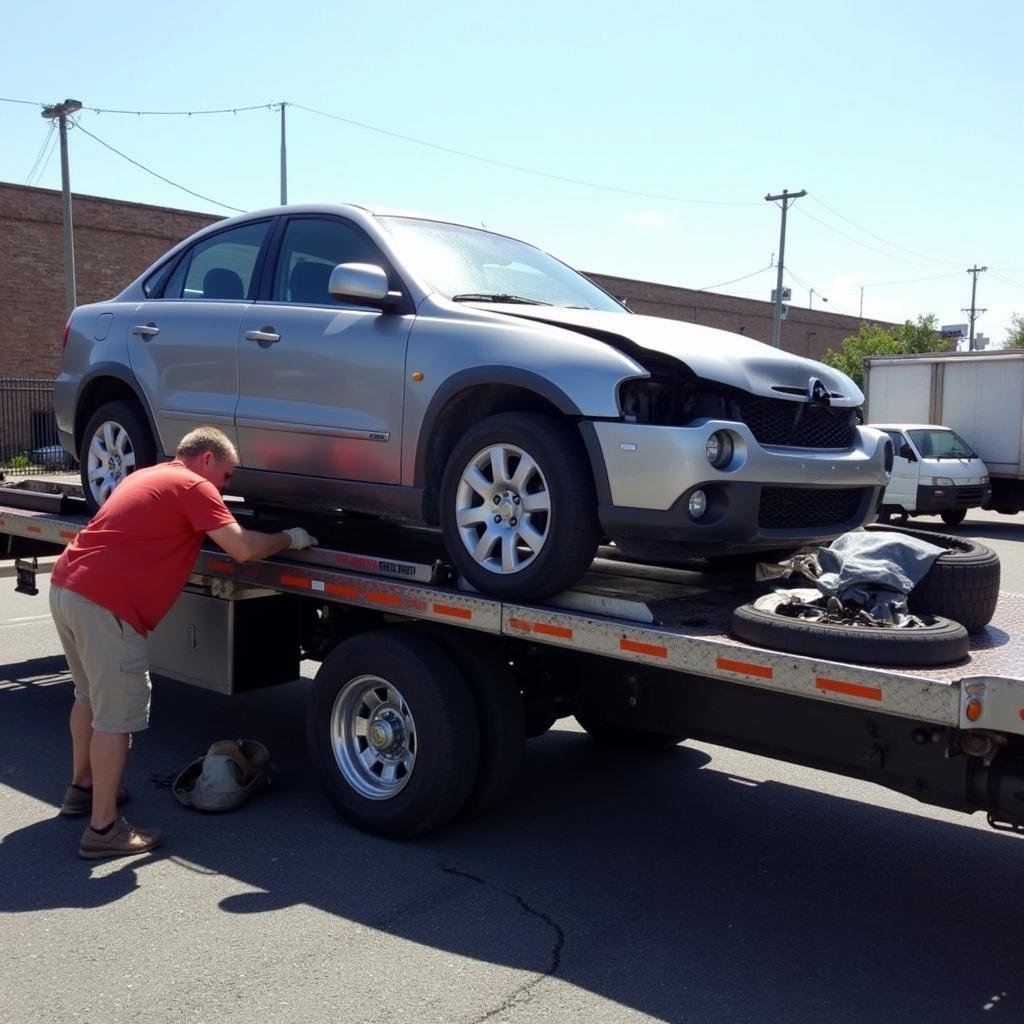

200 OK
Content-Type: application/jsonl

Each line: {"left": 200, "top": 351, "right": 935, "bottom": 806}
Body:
{"left": 1, "top": 655, "right": 1021, "bottom": 1023}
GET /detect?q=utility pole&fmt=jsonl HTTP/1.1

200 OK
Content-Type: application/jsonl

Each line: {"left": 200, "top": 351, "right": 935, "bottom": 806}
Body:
{"left": 764, "top": 189, "right": 806, "bottom": 348}
{"left": 279, "top": 102, "right": 288, "bottom": 205}
{"left": 963, "top": 265, "right": 988, "bottom": 350}
{"left": 41, "top": 98, "right": 82, "bottom": 317}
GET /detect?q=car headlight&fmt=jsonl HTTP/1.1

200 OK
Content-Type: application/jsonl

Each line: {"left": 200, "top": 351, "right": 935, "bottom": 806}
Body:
{"left": 927, "top": 477, "right": 955, "bottom": 487}
{"left": 981, "top": 475, "right": 990, "bottom": 485}
{"left": 705, "top": 431, "right": 733, "bottom": 468}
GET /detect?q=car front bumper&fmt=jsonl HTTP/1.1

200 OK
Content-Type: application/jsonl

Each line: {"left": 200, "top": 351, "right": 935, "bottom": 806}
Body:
{"left": 915, "top": 484, "right": 993, "bottom": 512}
{"left": 581, "top": 419, "right": 889, "bottom": 552}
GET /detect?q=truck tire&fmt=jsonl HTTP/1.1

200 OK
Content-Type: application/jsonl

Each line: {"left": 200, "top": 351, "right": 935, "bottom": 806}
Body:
{"left": 864, "top": 522, "right": 1000, "bottom": 634}
{"left": 940, "top": 508, "right": 967, "bottom": 527}
{"left": 439, "top": 412, "right": 600, "bottom": 601}
{"left": 79, "top": 400, "right": 157, "bottom": 512}
{"left": 731, "top": 604, "right": 969, "bottom": 667}
{"left": 306, "top": 628, "right": 480, "bottom": 838}
{"left": 574, "top": 710, "right": 685, "bottom": 751}
{"left": 410, "top": 626, "right": 526, "bottom": 819}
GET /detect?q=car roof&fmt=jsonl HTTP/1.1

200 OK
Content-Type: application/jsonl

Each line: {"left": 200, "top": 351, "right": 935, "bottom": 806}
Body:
{"left": 869, "top": 423, "right": 954, "bottom": 431}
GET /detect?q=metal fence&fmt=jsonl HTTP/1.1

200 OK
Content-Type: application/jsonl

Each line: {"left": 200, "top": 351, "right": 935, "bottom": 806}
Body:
{"left": 0, "top": 378, "right": 74, "bottom": 476}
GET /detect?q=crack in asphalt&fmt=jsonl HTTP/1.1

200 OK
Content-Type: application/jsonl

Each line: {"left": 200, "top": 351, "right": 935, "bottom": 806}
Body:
{"left": 442, "top": 865, "right": 566, "bottom": 1023}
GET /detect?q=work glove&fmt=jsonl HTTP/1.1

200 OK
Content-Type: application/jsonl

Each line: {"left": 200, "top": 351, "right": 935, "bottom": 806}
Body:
{"left": 283, "top": 527, "right": 318, "bottom": 550}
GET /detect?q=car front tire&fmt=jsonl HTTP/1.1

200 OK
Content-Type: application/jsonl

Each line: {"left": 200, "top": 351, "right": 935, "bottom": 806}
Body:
{"left": 439, "top": 412, "right": 600, "bottom": 601}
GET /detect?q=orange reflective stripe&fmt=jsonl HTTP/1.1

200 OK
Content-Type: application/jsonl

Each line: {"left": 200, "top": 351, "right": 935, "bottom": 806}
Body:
{"left": 620, "top": 638, "right": 668, "bottom": 658}
{"left": 326, "top": 583, "right": 360, "bottom": 599}
{"left": 816, "top": 677, "right": 882, "bottom": 701}
{"left": 26, "top": 525, "right": 42, "bottom": 534}
{"left": 509, "top": 618, "right": 531, "bottom": 632}
{"left": 367, "top": 591, "right": 401, "bottom": 607}
{"left": 205, "top": 559, "right": 234, "bottom": 572}
{"left": 434, "top": 603, "right": 472, "bottom": 620}
{"left": 59, "top": 529, "right": 77, "bottom": 540}
{"left": 279, "top": 574, "right": 309, "bottom": 588}
{"left": 717, "top": 657, "right": 773, "bottom": 680}
{"left": 534, "top": 622, "right": 572, "bottom": 640}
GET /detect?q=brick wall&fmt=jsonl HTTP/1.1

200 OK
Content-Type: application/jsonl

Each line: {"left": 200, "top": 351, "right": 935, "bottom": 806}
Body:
{"left": 0, "top": 183, "right": 218, "bottom": 378}
{"left": 0, "top": 182, "right": 892, "bottom": 378}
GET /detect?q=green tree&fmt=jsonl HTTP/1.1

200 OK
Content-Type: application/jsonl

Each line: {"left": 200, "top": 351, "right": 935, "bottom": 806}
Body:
{"left": 821, "top": 314, "right": 951, "bottom": 390}
{"left": 1002, "top": 313, "right": 1024, "bottom": 349}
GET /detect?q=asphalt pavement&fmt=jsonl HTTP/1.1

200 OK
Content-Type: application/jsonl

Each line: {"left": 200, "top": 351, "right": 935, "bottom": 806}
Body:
{"left": 1, "top": 515, "right": 1023, "bottom": 1024}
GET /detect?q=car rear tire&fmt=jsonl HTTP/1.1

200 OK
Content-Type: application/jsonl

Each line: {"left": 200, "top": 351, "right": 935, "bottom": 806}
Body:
{"left": 439, "top": 412, "right": 600, "bottom": 601}
{"left": 940, "top": 508, "right": 967, "bottom": 527}
{"left": 79, "top": 401, "right": 157, "bottom": 513}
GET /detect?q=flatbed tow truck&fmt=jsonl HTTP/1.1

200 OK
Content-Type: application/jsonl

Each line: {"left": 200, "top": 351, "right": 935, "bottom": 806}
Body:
{"left": 4, "top": 477, "right": 1024, "bottom": 839}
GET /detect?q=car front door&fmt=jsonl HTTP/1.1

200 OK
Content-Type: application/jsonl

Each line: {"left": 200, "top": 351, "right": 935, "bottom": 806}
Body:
{"left": 235, "top": 216, "right": 412, "bottom": 485}
{"left": 126, "top": 219, "right": 272, "bottom": 454}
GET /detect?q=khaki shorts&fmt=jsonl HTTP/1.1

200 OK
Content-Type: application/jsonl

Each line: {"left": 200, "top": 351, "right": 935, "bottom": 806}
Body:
{"left": 49, "top": 585, "right": 151, "bottom": 733}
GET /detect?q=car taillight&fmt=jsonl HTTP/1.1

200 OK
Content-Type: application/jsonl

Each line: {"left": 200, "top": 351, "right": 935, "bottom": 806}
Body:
{"left": 61, "top": 320, "right": 71, "bottom": 350}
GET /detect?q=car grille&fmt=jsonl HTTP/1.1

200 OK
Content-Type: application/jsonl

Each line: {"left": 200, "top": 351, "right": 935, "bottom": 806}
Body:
{"left": 956, "top": 486, "right": 985, "bottom": 502}
{"left": 759, "top": 487, "right": 865, "bottom": 530}
{"left": 736, "top": 395, "right": 856, "bottom": 449}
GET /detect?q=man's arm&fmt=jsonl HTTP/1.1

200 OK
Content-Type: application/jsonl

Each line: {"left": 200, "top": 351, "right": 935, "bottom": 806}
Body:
{"left": 207, "top": 523, "right": 317, "bottom": 563}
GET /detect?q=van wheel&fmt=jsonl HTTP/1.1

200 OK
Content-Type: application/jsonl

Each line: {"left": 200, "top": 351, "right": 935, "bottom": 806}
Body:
{"left": 306, "top": 628, "right": 480, "bottom": 838}
{"left": 79, "top": 401, "right": 157, "bottom": 512}
{"left": 940, "top": 508, "right": 967, "bottom": 526}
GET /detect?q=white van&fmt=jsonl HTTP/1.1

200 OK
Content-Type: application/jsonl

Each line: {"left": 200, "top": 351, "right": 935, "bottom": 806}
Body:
{"left": 871, "top": 423, "right": 991, "bottom": 526}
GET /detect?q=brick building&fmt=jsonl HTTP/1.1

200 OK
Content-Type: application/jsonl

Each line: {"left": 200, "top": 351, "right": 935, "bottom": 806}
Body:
{"left": 0, "top": 182, "right": 892, "bottom": 379}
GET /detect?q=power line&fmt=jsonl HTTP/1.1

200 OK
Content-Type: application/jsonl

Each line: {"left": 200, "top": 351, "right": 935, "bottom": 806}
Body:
{"left": 71, "top": 119, "right": 245, "bottom": 213}
{"left": 291, "top": 103, "right": 761, "bottom": 207}
{"left": 794, "top": 205, "right": 955, "bottom": 269}
{"left": 989, "top": 270, "right": 1024, "bottom": 295}
{"left": 807, "top": 193, "right": 961, "bottom": 268}
{"left": 24, "top": 122, "right": 56, "bottom": 185}
{"left": 88, "top": 102, "right": 278, "bottom": 116}
{"left": 862, "top": 270, "right": 962, "bottom": 288}
{"left": 697, "top": 264, "right": 773, "bottom": 291}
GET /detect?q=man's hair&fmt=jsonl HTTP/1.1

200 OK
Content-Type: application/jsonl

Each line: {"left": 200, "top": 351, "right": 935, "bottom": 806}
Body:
{"left": 176, "top": 426, "right": 238, "bottom": 463}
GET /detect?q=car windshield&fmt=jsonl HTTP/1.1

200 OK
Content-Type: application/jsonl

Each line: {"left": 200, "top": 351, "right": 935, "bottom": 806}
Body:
{"left": 908, "top": 428, "right": 977, "bottom": 459}
{"left": 377, "top": 216, "right": 625, "bottom": 311}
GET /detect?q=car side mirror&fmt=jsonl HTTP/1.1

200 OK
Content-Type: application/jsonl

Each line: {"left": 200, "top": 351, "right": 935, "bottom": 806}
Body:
{"left": 899, "top": 443, "right": 916, "bottom": 462}
{"left": 328, "top": 263, "right": 400, "bottom": 309}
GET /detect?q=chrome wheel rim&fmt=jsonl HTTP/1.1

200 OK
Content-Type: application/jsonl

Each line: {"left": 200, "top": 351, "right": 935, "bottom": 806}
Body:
{"left": 331, "top": 675, "right": 417, "bottom": 800}
{"left": 454, "top": 442, "right": 551, "bottom": 575}
{"left": 86, "top": 420, "right": 137, "bottom": 505}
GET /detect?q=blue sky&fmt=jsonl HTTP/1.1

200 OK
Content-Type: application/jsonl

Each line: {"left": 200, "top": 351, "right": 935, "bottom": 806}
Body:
{"left": 3, "top": 0, "right": 1022, "bottom": 344}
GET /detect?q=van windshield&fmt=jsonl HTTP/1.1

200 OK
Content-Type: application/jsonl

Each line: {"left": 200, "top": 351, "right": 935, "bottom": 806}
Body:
{"left": 908, "top": 429, "right": 976, "bottom": 459}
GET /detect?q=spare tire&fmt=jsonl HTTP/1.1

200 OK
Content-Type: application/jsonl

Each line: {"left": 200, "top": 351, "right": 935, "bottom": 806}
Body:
{"left": 864, "top": 523, "right": 999, "bottom": 634}
{"left": 731, "top": 603, "right": 969, "bottom": 667}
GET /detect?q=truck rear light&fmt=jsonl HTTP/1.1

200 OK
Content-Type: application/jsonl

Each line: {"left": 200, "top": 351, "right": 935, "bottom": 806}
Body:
{"left": 61, "top": 320, "right": 71, "bottom": 350}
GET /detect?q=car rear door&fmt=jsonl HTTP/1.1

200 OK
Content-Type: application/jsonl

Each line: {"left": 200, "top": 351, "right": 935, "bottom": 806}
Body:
{"left": 235, "top": 215, "right": 412, "bottom": 485}
{"left": 126, "top": 219, "right": 272, "bottom": 454}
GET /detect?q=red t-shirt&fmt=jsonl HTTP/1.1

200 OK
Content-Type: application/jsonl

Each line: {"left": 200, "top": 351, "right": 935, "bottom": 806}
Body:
{"left": 52, "top": 460, "right": 237, "bottom": 636}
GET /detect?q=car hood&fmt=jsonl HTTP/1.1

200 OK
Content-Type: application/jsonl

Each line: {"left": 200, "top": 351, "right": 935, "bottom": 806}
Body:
{"left": 490, "top": 306, "right": 864, "bottom": 406}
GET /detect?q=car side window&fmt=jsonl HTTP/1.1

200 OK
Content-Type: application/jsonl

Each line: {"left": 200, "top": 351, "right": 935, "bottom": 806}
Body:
{"left": 884, "top": 430, "right": 905, "bottom": 452}
{"left": 273, "top": 218, "right": 387, "bottom": 305}
{"left": 163, "top": 221, "right": 270, "bottom": 300}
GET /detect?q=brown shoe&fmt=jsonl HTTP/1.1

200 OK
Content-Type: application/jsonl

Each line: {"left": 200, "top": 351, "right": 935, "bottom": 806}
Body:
{"left": 60, "top": 784, "right": 130, "bottom": 816}
{"left": 79, "top": 818, "right": 162, "bottom": 860}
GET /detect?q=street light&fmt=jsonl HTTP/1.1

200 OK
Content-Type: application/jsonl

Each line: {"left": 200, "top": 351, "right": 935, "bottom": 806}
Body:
{"left": 41, "top": 98, "right": 83, "bottom": 316}
{"left": 809, "top": 288, "right": 829, "bottom": 310}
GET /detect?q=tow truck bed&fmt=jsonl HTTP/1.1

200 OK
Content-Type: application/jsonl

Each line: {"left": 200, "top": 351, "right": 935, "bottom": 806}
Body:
{"left": 4, "top": 482, "right": 1024, "bottom": 838}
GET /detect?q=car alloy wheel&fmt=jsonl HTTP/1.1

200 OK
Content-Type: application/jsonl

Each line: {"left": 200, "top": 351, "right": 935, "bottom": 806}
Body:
{"left": 454, "top": 442, "right": 551, "bottom": 575}
{"left": 86, "top": 419, "right": 139, "bottom": 506}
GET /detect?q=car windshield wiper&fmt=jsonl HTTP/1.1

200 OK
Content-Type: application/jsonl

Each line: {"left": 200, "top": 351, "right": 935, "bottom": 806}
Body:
{"left": 451, "top": 293, "right": 552, "bottom": 306}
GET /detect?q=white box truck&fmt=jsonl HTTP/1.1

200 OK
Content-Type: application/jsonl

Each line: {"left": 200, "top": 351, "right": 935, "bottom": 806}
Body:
{"left": 865, "top": 350, "right": 1024, "bottom": 515}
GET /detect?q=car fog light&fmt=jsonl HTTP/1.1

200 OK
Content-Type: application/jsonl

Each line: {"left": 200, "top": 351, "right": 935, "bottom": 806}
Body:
{"left": 705, "top": 431, "right": 733, "bottom": 468}
{"left": 688, "top": 490, "right": 708, "bottom": 519}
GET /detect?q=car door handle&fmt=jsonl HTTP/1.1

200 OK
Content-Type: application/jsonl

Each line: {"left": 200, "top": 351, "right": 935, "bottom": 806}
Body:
{"left": 244, "top": 327, "right": 281, "bottom": 343}
{"left": 131, "top": 322, "right": 160, "bottom": 338}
